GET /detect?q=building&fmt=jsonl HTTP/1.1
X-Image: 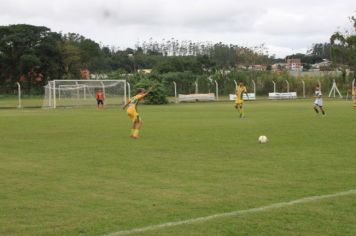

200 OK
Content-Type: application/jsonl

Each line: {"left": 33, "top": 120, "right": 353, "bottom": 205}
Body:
{"left": 286, "top": 58, "right": 302, "bottom": 71}
{"left": 271, "top": 63, "right": 286, "bottom": 71}
{"left": 137, "top": 69, "right": 152, "bottom": 74}
{"left": 311, "top": 59, "right": 332, "bottom": 71}
{"left": 253, "top": 65, "right": 267, "bottom": 71}
{"left": 90, "top": 73, "right": 108, "bottom": 80}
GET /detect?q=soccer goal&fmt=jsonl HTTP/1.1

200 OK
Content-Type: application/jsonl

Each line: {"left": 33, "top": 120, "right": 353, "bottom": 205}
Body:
{"left": 42, "top": 80, "right": 126, "bottom": 108}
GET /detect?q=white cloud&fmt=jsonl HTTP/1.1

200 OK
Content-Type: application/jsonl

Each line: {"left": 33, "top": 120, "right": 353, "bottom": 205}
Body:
{"left": 0, "top": 0, "right": 354, "bottom": 58}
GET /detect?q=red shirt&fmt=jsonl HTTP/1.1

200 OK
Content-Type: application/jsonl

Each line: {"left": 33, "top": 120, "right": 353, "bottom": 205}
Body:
{"left": 96, "top": 91, "right": 104, "bottom": 100}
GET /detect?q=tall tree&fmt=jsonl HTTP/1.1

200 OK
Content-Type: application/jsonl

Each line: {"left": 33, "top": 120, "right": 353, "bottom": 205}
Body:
{"left": 0, "top": 24, "right": 61, "bottom": 93}
{"left": 330, "top": 16, "right": 356, "bottom": 70}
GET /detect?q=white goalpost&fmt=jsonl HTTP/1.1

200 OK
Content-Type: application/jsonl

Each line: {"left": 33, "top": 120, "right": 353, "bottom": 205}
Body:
{"left": 42, "top": 80, "right": 126, "bottom": 108}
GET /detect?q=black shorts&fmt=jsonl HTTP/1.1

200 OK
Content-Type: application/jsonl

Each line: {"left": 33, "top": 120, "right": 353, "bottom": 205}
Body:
{"left": 97, "top": 99, "right": 104, "bottom": 105}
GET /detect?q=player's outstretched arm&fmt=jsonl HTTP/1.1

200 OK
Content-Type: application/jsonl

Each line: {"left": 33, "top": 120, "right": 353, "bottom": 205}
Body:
{"left": 142, "top": 87, "right": 154, "bottom": 97}
{"left": 122, "top": 100, "right": 131, "bottom": 110}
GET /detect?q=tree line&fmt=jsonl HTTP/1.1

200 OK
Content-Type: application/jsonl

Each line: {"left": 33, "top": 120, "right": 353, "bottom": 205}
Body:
{"left": 0, "top": 24, "right": 273, "bottom": 94}
{"left": 0, "top": 16, "right": 355, "bottom": 97}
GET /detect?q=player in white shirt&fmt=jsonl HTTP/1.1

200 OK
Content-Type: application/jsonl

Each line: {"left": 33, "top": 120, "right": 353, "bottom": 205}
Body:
{"left": 313, "top": 85, "right": 325, "bottom": 115}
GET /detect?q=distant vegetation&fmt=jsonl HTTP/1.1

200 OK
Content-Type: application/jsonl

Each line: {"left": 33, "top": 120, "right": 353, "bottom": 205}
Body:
{"left": 0, "top": 16, "right": 355, "bottom": 97}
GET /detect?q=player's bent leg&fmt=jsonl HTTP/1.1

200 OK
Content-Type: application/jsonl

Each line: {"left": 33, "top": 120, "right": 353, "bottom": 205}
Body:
{"left": 136, "top": 120, "right": 143, "bottom": 129}
{"left": 320, "top": 106, "right": 325, "bottom": 115}
{"left": 130, "top": 123, "right": 135, "bottom": 137}
{"left": 237, "top": 104, "right": 243, "bottom": 118}
{"left": 127, "top": 109, "right": 139, "bottom": 138}
{"left": 235, "top": 101, "right": 241, "bottom": 113}
{"left": 131, "top": 121, "right": 139, "bottom": 139}
{"left": 240, "top": 105, "right": 245, "bottom": 118}
{"left": 132, "top": 116, "right": 141, "bottom": 139}
{"left": 313, "top": 105, "right": 319, "bottom": 114}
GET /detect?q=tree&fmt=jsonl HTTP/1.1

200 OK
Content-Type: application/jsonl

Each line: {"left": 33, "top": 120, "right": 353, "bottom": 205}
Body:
{"left": 285, "top": 53, "right": 323, "bottom": 64}
{"left": 0, "top": 24, "right": 61, "bottom": 93}
{"left": 60, "top": 42, "right": 81, "bottom": 79}
{"left": 330, "top": 16, "right": 356, "bottom": 70}
{"left": 308, "top": 43, "right": 332, "bottom": 59}
{"left": 134, "top": 78, "right": 168, "bottom": 104}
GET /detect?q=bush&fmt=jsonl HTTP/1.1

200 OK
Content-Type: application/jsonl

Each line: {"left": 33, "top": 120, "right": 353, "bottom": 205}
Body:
{"left": 134, "top": 79, "right": 168, "bottom": 105}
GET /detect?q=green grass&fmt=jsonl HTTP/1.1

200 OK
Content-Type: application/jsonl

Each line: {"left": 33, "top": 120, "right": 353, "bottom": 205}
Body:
{"left": 0, "top": 100, "right": 355, "bottom": 236}
{"left": 0, "top": 95, "right": 44, "bottom": 108}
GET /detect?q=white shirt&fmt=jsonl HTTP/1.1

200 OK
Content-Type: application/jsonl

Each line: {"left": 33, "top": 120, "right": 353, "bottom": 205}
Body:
{"left": 314, "top": 90, "right": 323, "bottom": 106}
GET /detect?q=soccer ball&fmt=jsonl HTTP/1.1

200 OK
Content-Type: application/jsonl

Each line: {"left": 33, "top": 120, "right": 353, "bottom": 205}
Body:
{"left": 258, "top": 135, "right": 268, "bottom": 144}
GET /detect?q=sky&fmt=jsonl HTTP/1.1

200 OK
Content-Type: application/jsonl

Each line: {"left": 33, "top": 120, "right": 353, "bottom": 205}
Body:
{"left": 0, "top": 0, "right": 355, "bottom": 58}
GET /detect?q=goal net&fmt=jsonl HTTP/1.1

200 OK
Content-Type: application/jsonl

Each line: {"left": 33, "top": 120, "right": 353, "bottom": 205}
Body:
{"left": 42, "top": 80, "right": 126, "bottom": 108}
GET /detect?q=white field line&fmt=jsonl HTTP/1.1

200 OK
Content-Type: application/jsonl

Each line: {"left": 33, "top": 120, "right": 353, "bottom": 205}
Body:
{"left": 105, "top": 189, "right": 356, "bottom": 236}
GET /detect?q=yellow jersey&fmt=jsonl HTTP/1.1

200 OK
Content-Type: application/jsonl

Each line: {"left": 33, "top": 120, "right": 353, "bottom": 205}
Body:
{"left": 126, "top": 94, "right": 145, "bottom": 122}
{"left": 127, "top": 94, "right": 145, "bottom": 110}
{"left": 235, "top": 86, "right": 247, "bottom": 102}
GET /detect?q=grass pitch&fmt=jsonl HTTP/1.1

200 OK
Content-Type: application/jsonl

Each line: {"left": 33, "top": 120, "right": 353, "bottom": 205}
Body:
{"left": 0, "top": 99, "right": 355, "bottom": 235}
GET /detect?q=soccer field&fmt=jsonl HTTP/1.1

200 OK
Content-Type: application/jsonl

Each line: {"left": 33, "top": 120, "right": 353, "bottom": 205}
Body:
{"left": 0, "top": 100, "right": 355, "bottom": 236}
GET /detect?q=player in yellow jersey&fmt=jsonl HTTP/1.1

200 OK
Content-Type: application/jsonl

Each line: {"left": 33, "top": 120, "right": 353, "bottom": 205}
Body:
{"left": 235, "top": 82, "right": 249, "bottom": 118}
{"left": 122, "top": 87, "right": 152, "bottom": 139}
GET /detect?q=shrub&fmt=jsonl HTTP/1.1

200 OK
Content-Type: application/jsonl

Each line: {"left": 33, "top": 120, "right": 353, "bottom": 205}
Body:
{"left": 134, "top": 79, "right": 168, "bottom": 104}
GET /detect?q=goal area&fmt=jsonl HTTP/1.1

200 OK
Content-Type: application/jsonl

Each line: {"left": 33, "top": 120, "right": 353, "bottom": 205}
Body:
{"left": 42, "top": 80, "right": 126, "bottom": 108}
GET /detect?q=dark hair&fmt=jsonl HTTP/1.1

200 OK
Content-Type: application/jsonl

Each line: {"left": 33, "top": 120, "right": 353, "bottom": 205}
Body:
{"left": 137, "top": 88, "right": 145, "bottom": 93}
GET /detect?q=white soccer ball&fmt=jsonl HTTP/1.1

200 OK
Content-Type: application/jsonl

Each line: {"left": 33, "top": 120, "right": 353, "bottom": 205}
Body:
{"left": 258, "top": 135, "right": 268, "bottom": 144}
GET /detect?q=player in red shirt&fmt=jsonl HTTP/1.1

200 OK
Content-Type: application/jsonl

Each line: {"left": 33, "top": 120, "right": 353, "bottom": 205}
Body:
{"left": 96, "top": 89, "right": 105, "bottom": 110}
